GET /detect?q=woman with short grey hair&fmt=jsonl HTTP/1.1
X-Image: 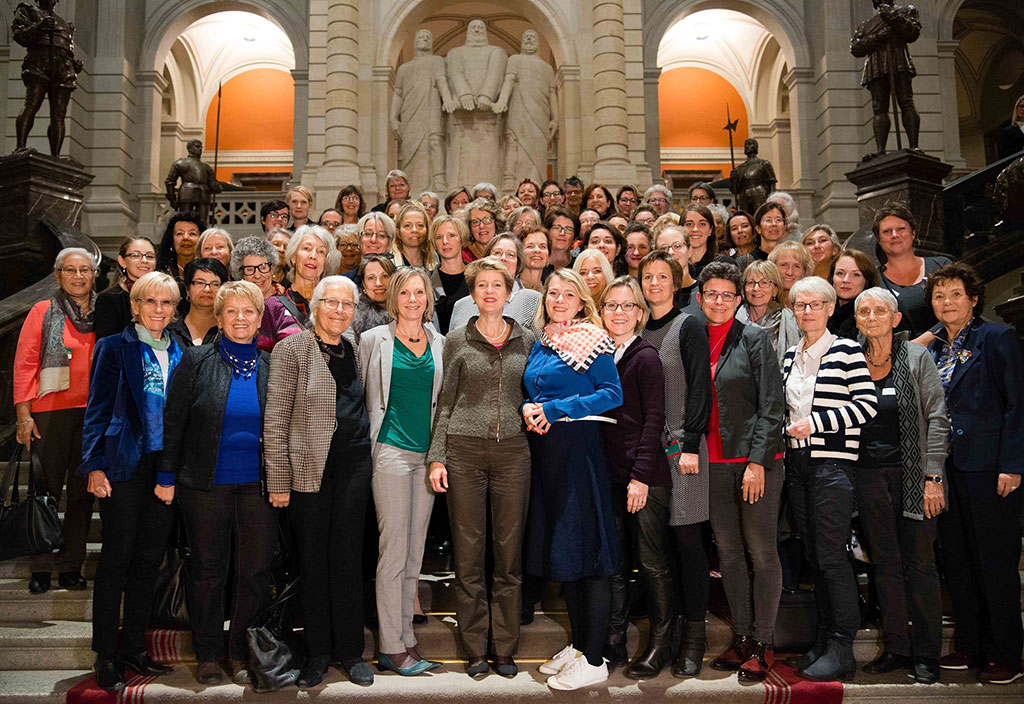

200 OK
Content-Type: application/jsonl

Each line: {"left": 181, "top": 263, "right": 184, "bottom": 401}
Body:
{"left": 508, "top": 205, "right": 543, "bottom": 237}
{"left": 464, "top": 197, "right": 501, "bottom": 261}
{"left": 643, "top": 185, "right": 673, "bottom": 216}
{"left": 472, "top": 182, "right": 498, "bottom": 201}
{"left": 851, "top": 286, "right": 947, "bottom": 685}
{"left": 282, "top": 225, "right": 339, "bottom": 324}
{"left": 232, "top": 237, "right": 304, "bottom": 352}
{"left": 357, "top": 211, "right": 397, "bottom": 256}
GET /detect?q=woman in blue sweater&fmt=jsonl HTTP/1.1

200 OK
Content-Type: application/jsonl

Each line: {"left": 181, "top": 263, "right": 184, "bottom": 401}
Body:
{"left": 159, "top": 281, "right": 276, "bottom": 686}
{"left": 523, "top": 269, "right": 623, "bottom": 692}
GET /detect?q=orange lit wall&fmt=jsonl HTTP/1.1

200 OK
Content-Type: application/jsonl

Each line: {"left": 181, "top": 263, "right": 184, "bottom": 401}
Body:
{"left": 205, "top": 69, "right": 294, "bottom": 181}
{"left": 659, "top": 67, "right": 747, "bottom": 172}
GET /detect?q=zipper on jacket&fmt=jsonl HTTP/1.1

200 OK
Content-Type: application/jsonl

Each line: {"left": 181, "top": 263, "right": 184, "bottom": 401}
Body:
{"left": 496, "top": 346, "right": 502, "bottom": 441}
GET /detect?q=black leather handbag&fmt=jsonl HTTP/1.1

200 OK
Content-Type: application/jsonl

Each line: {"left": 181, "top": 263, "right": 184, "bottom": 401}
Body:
{"left": 0, "top": 445, "right": 64, "bottom": 562}
{"left": 150, "top": 507, "right": 191, "bottom": 630}
{"left": 246, "top": 577, "right": 304, "bottom": 693}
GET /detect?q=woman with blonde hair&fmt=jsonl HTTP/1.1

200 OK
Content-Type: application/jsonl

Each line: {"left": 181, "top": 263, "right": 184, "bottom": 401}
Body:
{"left": 997, "top": 94, "right": 1024, "bottom": 160}
{"left": 768, "top": 241, "right": 813, "bottom": 310}
{"left": 737, "top": 260, "right": 800, "bottom": 366}
{"left": 429, "top": 215, "right": 471, "bottom": 333}
{"left": 573, "top": 249, "right": 615, "bottom": 304}
{"left": 196, "top": 228, "right": 233, "bottom": 269}
{"left": 525, "top": 269, "right": 623, "bottom": 691}
{"left": 802, "top": 224, "right": 840, "bottom": 280}
{"left": 391, "top": 201, "right": 438, "bottom": 269}
{"left": 287, "top": 185, "right": 314, "bottom": 229}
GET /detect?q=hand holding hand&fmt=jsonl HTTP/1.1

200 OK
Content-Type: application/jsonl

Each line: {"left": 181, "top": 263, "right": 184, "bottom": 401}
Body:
{"left": 429, "top": 462, "right": 449, "bottom": 493}
{"left": 787, "top": 417, "right": 813, "bottom": 440}
{"left": 459, "top": 95, "right": 476, "bottom": 111}
{"left": 523, "top": 403, "right": 551, "bottom": 434}
{"left": 87, "top": 471, "right": 112, "bottom": 499}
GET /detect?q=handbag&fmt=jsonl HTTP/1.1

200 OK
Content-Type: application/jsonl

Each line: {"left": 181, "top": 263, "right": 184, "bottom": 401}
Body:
{"left": 246, "top": 577, "right": 304, "bottom": 693}
{"left": 0, "top": 444, "right": 64, "bottom": 561}
{"left": 150, "top": 506, "right": 191, "bottom": 630}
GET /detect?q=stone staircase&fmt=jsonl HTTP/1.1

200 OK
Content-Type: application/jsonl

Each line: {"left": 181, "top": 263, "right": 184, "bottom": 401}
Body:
{"left": 0, "top": 495, "right": 1022, "bottom": 701}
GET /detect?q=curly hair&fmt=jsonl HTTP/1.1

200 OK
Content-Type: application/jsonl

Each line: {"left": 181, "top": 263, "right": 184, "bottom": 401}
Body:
{"left": 925, "top": 261, "right": 985, "bottom": 317}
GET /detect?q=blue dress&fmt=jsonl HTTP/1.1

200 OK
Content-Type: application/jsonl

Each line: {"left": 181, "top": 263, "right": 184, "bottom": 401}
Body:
{"left": 522, "top": 342, "right": 623, "bottom": 581}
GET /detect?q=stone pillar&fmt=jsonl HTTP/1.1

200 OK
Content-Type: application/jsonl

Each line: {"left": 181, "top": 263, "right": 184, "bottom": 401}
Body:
{"left": 591, "top": 0, "right": 635, "bottom": 184}
{"left": 135, "top": 70, "right": 168, "bottom": 196}
{"left": 936, "top": 40, "right": 967, "bottom": 179}
{"left": 313, "top": 0, "right": 361, "bottom": 200}
{"left": 291, "top": 69, "right": 309, "bottom": 181}
{"left": 556, "top": 65, "right": 584, "bottom": 181}
{"left": 623, "top": 0, "right": 650, "bottom": 187}
{"left": 643, "top": 66, "right": 662, "bottom": 184}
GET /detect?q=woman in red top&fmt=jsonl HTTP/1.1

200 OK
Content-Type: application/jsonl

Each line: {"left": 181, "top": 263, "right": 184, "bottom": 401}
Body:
{"left": 13, "top": 247, "right": 99, "bottom": 595}
{"left": 695, "top": 261, "right": 786, "bottom": 682}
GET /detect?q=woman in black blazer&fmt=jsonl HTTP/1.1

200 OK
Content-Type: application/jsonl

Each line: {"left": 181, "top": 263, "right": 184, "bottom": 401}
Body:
{"left": 926, "top": 262, "right": 1024, "bottom": 685}
{"left": 159, "top": 281, "right": 276, "bottom": 686}
{"left": 695, "top": 262, "right": 786, "bottom": 683}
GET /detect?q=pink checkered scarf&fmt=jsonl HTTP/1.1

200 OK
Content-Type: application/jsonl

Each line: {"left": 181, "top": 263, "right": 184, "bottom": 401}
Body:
{"left": 541, "top": 320, "right": 614, "bottom": 373}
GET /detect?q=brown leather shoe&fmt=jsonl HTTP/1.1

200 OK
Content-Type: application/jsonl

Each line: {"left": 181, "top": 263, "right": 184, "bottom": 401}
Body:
{"left": 737, "top": 641, "right": 774, "bottom": 683}
{"left": 196, "top": 661, "right": 224, "bottom": 685}
{"left": 229, "top": 659, "right": 249, "bottom": 685}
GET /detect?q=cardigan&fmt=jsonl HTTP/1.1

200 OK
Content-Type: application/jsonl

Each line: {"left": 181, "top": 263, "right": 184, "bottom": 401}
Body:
{"left": 782, "top": 335, "right": 878, "bottom": 463}
{"left": 427, "top": 317, "right": 536, "bottom": 465}
{"left": 522, "top": 343, "right": 622, "bottom": 421}
{"left": 258, "top": 296, "right": 304, "bottom": 352}
{"left": 603, "top": 337, "right": 671, "bottom": 488}
{"left": 14, "top": 299, "right": 94, "bottom": 412}
{"left": 359, "top": 321, "right": 445, "bottom": 455}
{"left": 264, "top": 330, "right": 365, "bottom": 493}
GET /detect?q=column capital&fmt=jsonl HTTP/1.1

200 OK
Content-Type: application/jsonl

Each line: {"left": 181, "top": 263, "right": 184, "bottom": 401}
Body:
{"left": 936, "top": 40, "right": 959, "bottom": 57}
{"left": 782, "top": 66, "right": 814, "bottom": 90}
{"left": 643, "top": 67, "right": 662, "bottom": 83}
{"left": 290, "top": 69, "right": 309, "bottom": 84}
{"left": 136, "top": 70, "right": 168, "bottom": 92}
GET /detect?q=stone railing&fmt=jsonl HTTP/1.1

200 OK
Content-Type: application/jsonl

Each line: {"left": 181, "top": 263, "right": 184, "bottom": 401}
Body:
{"left": 137, "top": 191, "right": 287, "bottom": 243}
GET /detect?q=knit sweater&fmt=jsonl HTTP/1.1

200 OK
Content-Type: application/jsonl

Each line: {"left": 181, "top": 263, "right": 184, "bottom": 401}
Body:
{"left": 782, "top": 336, "right": 878, "bottom": 462}
{"left": 448, "top": 280, "right": 542, "bottom": 332}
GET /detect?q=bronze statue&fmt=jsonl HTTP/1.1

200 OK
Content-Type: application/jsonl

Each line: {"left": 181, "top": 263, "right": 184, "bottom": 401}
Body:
{"left": 730, "top": 139, "right": 777, "bottom": 215}
{"left": 12, "top": 0, "right": 83, "bottom": 157}
{"left": 164, "top": 140, "right": 222, "bottom": 224}
{"left": 993, "top": 155, "right": 1024, "bottom": 226}
{"left": 851, "top": 0, "right": 922, "bottom": 160}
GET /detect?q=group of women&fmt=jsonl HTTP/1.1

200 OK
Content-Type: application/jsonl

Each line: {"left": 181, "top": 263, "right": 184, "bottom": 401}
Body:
{"left": 11, "top": 178, "right": 1023, "bottom": 693}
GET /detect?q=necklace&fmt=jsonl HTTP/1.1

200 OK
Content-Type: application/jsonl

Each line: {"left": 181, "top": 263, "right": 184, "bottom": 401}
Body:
{"left": 220, "top": 342, "right": 258, "bottom": 379}
{"left": 867, "top": 349, "right": 892, "bottom": 368}
{"left": 398, "top": 328, "right": 423, "bottom": 343}
{"left": 477, "top": 319, "right": 509, "bottom": 342}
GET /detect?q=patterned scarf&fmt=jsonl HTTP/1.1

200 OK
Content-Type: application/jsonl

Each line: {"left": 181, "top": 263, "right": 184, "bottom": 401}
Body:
{"left": 38, "top": 288, "right": 95, "bottom": 398}
{"left": 541, "top": 320, "right": 614, "bottom": 373}
{"left": 934, "top": 319, "right": 972, "bottom": 389}
{"left": 136, "top": 325, "right": 181, "bottom": 454}
{"left": 890, "top": 335, "right": 925, "bottom": 519}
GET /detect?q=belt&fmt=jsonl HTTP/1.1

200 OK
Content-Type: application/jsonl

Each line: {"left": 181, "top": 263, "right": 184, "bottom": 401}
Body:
{"left": 557, "top": 415, "right": 617, "bottom": 425}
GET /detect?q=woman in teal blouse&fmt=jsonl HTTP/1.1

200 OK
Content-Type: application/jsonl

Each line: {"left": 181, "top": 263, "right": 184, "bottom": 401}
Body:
{"left": 359, "top": 268, "right": 445, "bottom": 676}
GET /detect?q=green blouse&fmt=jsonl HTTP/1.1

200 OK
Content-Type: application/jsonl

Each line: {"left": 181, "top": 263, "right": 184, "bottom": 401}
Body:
{"left": 377, "top": 339, "right": 434, "bottom": 452}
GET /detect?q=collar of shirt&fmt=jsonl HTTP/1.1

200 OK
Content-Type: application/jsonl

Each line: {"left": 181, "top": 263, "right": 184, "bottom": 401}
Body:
{"left": 614, "top": 335, "right": 638, "bottom": 363}
{"left": 797, "top": 330, "right": 836, "bottom": 364}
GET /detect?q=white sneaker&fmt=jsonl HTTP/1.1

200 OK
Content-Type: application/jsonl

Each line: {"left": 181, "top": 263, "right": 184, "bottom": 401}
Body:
{"left": 547, "top": 655, "right": 608, "bottom": 691}
{"left": 538, "top": 644, "right": 580, "bottom": 675}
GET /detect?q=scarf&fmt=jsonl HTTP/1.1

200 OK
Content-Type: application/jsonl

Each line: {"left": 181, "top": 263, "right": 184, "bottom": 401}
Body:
{"left": 218, "top": 336, "right": 259, "bottom": 380}
{"left": 136, "top": 325, "right": 181, "bottom": 454}
{"left": 38, "top": 288, "right": 95, "bottom": 398}
{"left": 541, "top": 320, "right": 614, "bottom": 373}
{"left": 934, "top": 319, "right": 972, "bottom": 389}
{"left": 890, "top": 334, "right": 925, "bottom": 519}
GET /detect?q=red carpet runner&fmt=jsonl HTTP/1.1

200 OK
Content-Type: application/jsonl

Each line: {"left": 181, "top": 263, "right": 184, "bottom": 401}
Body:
{"left": 763, "top": 663, "right": 844, "bottom": 704}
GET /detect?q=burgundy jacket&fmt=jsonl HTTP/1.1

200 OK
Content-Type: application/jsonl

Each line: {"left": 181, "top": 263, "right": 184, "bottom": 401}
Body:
{"left": 603, "top": 337, "right": 672, "bottom": 488}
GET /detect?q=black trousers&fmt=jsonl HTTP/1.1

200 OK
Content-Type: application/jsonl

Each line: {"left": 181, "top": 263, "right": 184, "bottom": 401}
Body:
{"left": 785, "top": 448, "right": 859, "bottom": 640}
{"left": 939, "top": 464, "right": 1023, "bottom": 666}
{"left": 92, "top": 455, "right": 175, "bottom": 660}
{"left": 854, "top": 464, "right": 940, "bottom": 658}
{"left": 289, "top": 450, "right": 372, "bottom": 663}
{"left": 177, "top": 482, "right": 277, "bottom": 662}
{"left": 30, "top": 408, "right": 93, "bottom": 574}
{"left": 608, "top": 484, "right": 672, "bottom": 645}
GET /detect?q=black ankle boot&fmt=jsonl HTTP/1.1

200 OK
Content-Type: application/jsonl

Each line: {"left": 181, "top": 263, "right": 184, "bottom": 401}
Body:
{"left": 785, "top": 629, "right": 828, "bottom": 669}
{"left": 296, "top": 655, "right": 331, "bottom": 688}
{"left": 798, "top": 635, "right": 856, "bottom": 682}
{"left": 603, "top": 637, "right": 628, "bottom": 668}
{"left": 625, "top": 642, "right": 671, "bottom": 680}
{"left": 95, "top": 658, "right": 125, "bottom": 692}
{"left": 672, "top": 620, "right": 706, "bottom": 678}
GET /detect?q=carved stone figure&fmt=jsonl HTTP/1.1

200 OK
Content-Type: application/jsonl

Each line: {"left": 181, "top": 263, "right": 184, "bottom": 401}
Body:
{"left": 12, "top": 0, "right": 84, "bottom": 157}
{"left": 851, "top": 0, "right": 922, "bottom": 160}
{"left": 445, "top": 20, "right": 508, "bottom": 187}
{"left": 494, "top": 30, "right": 557, "bottom": 191}
{"left": 391, "top": 30, "right": 456, "bottom": 193}
{"left": 730, "top": 139, "right": 777, "bottom": 215}
{"left": 164, "top": 140, "right": 222, "bottom": 224}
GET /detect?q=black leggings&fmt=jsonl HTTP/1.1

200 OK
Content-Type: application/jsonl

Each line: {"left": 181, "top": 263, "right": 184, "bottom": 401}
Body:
{"left": 562, "top": 576, "right": 611, "bottom": 666}
{"left": 671, "top": 523, "right": 709, "bottom": 622}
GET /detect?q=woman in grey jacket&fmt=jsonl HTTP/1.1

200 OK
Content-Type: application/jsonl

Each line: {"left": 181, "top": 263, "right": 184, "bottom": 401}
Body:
{"left": 428, "top": 258, "right": 536, "bottom": 678}
{"left": 852, "top": 287, "right": 947, "bottom": 685}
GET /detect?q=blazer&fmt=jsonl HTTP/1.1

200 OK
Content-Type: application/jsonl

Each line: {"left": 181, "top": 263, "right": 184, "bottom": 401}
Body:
{"left": 78, "top": 324, "right": 180, "bottom": 480}
{"left": 359, "top": 321, "right": 445, "bottom": 455}
{"left": 713, "top": 320, "right": 785, "bottom": 468}
{"left": 929, "top": 317, "right": 1024, "bottom": 474}
{"left": 159, "top": 343, "right": 270, "bottom": 492}
{"left": 264, "top": 330, "right": 362, "bottom": 493}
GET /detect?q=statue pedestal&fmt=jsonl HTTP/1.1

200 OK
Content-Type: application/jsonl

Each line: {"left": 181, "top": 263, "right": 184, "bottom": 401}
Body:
{"left": 0, "top": 151, "right": 95, "bottom": 298}
{"left": 845, "top": 150, "right": 952, "bottom": 257}
{"left": 446, "top": 110, "right": 503, "bottom": 188}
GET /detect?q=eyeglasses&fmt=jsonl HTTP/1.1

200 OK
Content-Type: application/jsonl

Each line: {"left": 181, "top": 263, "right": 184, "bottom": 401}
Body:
{"left": 57, "top": 267, "right": 96, "bottom": 277}
{"left": 339, "top": 241, "right": 360, "bottom": 250}
{"left": 140, "top": 298, "right": 174, "bottom": 309}
{"left": 619, "top": 196, "right": 638, "bottom": 205}
{"left": 542, "top": 190, "right": 563, "bottom": 198}
{"left": 550, "top": 224, "right": 574, "bottom": 234}
{"left": 690, "top": 195, "right": 713, "bottom": 204}
{"left": 123, "top": 252, "right": 156, "bottom": 261}
{"left": 744, "top": 280, "right": 774, "bottom": 289}
{"left": 469, "top": 217, "right": 494, "bottom": 227}
{"left": 648, "top": 197, "right": 668, "bottom": 205}
{"left": 564, "top": 188, "right": 582, "bottom": 196}
{"left": 602, "top": 301, "right": 640, "bottom": 312}
{"left": 340, "top": 195, "right": 360, "bottom": 203}
{"left": 240, "top": 263, "right": 273, "bottom": 276}
{"left": 319, "top": 298, "right": 355, "bottom": 312}
{"left": 321, "top": 221, "right": 342, "bottom": 230}
{"left": 761, "top": 217, "right": 785, "bottom": 226}
{"left": 360, "top": 231, "right": 389, "bottom": 241}
{"left": 660, "top": 243, "right": 687, "bottom": 253}
{"left": 793, "top": 300, "right": 828, "bottom": 312}
{"left": 265, "top": 211, "right": 289, "bottom": 221}
{"left": 421, "top": 202, "right": 439, "bottom": 212}
{"left": 855, "top": 307, "right": 893, "bottom": 319}
{"left": 702, "top": 291, "right": 738, "bottom": 301}
{"left": 190, "top": 280, "right": 222, "bottom": 291}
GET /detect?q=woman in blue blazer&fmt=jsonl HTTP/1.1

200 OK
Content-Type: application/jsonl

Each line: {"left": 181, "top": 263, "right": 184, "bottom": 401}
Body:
{"left": 77, "top": 272, "right": 183, "bottom": 692}
{"left": 926, "top": 262, "right": 1024, "bottom": 685}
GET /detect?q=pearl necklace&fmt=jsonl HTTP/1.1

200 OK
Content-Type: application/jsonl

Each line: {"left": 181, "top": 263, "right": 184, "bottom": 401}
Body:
{"left": 477, "top": 319, "right": 509, "bottom": 342}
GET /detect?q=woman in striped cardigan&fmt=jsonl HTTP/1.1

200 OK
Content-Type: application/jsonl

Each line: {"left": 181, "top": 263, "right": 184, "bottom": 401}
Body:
{"left": 780, "top": 276, "right": 878, "bottom": 683}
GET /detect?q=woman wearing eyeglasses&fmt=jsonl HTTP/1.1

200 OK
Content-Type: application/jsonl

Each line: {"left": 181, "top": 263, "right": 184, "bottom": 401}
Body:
{"left": 782, "top": 276, "right": 877, "bottom": 682}
{"left": 95, "top": 237, "right": 158, "bottom": 340}
{"left": 736, "top": 260, "right": 800, "bottom": 367}
{"left": 463, "top": 198, "right": 500, "bottom": 263}
{"left": 167, "top": 259, "right": 227, "bottom": 350}
{"left": 615, "top": 186, "right": 640, "bottom": 220}
{"left": 336, "top": 185, "right": 365, "bottom": 225}
{"left": 231, "top": 237, "right": 303, "bottom": 352}
{"left": 651, "top": 225, "right": 699, "bottom": 312}
{"left": 543, "top": 206, "right": 578, "bottom": 270}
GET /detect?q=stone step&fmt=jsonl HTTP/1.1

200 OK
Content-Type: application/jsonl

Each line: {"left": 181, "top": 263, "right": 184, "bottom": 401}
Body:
{"left": 0, "top": 545, "right": 102, "bottom": 580}
{"left": 1, "top": 663, "right": 1022, "bottom": 704}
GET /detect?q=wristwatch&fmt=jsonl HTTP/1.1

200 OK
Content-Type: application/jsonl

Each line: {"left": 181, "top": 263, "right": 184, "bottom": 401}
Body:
{"left": 924, "top": 475, "right": 943, "bottom": 484}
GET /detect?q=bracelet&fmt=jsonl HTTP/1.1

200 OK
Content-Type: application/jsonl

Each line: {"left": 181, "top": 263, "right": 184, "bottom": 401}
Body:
{"left": 17, "top": 418, "right": 33, "bottom": 426}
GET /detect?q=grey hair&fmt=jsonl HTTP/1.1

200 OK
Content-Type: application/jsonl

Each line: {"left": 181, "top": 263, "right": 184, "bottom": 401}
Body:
{"left": 309, "top": 275, "right": 359, "bottom": 329}
{"left": 196, "top": 227, "right": 234, "bottom": 257}
{"left": 708, "top": 203, "right": 729, "bottom": 221}
{"left": 643, "top": 184, "right": 672, "bottom": 201}
{"left": 802, "top": 223, "right": 840, "bottom": 250}
{"left": 357, "top": 211, "right": 396, "bottom": 242}
{"left": 854, "top": 286, "right": 898, "bottom": 315}
{"left": 508, "top": 205, "right": 542, "bottom": 232}
{"left": 385, "top": 169, "right": 409, "bottom": 186}
{"left": 768, "top": 190, "right": 800, "bottom": 237}
{"left": 230, "top": 236, "right": 278, "bottom": 279}
{"left": 54, "top": 247, "right": 97, "bottom": 271}
{"left": 285, "top": 225, "right": 340, "bottom": 281}
{"left": 789, "top": 275, "right": 836, "bottom": 305}
{"left": 472, "top": 182, "right": 498, "bottom": 199}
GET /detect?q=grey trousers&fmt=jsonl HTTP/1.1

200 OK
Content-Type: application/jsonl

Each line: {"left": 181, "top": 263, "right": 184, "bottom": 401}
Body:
{"left": 372, "top": 442, "right": 434, "bottom": 654}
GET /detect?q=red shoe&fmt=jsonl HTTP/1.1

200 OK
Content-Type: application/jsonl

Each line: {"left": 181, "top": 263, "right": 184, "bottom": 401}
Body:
{"left": 939, "top": 651, "right": 978, "bottom": 670}
{"left": 711, "top": 634, "right": 751, "bottom": 671}
{"left": 737, "top": 641, "right": 774, "bottom": 683}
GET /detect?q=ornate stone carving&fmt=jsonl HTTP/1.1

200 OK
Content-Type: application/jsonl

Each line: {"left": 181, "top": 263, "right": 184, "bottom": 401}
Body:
{"left": 494, "top": 30, "right": 557, "bottom": 191}
{"left": 164, "top": 139, "right": 221, "bottom": 224}
{"left": 730, "top": 138, "right": 777, "bottom": 215}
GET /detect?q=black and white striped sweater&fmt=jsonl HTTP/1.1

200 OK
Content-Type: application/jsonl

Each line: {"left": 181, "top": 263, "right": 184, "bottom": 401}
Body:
{"left": 782, "top": 336, "right": 878, "bottom": 462}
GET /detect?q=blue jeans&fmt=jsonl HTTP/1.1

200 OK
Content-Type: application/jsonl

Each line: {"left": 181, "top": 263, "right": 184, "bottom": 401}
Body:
{"left": 785, "top": 448, "right": 859, "bottom": 640}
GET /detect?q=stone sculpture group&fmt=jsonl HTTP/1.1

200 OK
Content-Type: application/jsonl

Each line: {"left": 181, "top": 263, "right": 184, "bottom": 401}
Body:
{"left": 390, "top": 21, "right": 558, "bottom": 192}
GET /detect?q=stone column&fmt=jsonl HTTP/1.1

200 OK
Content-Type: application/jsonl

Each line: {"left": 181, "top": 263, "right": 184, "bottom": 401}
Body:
{"left": 591, "top": 0, "right": 635, "bottom": 184}
{"left": 784, "top": 66, "right": 829, "bottom": 232}
{"left": 556, "top": 65, "right": 584, "bottom": 181}
{"left": 643, "top": 66, "right": 662, "bottom": 184}
{"left": 936, "top": 40, "right": 967, "bottom": 179}
{"left": 313, "top": 0, "right": 361, "bottom": 199}
{"left": 291, "top": 69, "right": 309, "bottom": 181}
